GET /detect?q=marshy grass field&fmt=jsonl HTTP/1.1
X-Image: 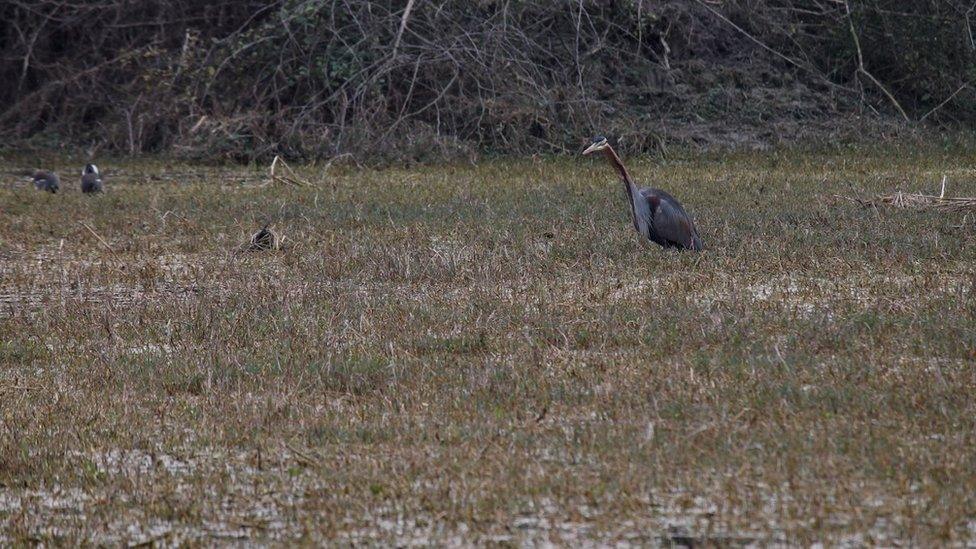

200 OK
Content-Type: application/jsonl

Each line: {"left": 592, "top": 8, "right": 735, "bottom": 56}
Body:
{"left": 1, "top": 143, "right": 975, "bottom": 545}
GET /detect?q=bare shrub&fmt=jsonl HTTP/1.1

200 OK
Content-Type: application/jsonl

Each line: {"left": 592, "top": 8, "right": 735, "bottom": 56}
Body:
{"left": 1, "top": 1, "right": 974, "bottom": 162}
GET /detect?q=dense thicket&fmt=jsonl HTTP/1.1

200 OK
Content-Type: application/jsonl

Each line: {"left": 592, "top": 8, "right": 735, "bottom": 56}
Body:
{"left": 1, "top": 1, "right": 974, "bottom": 161}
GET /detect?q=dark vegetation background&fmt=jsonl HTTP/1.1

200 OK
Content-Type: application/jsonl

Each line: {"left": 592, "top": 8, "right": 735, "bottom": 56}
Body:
{"left": 1, "top": 0, "right": 974, "bottom": 163}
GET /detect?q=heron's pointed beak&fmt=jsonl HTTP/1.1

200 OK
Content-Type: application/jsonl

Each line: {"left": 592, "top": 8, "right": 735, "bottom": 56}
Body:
{"left": 581, "top": 142, "right": 602, "bottom": 156}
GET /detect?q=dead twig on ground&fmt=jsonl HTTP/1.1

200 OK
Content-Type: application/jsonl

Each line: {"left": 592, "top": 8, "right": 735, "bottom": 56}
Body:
{"left": 80, "top": 222, "right": 118, "bottom": 255}
{"left": 836, "top": 175, "right": 976, "bottom": 212}
{"left": 268, "top": 155, "right": 310, "bottom": 187}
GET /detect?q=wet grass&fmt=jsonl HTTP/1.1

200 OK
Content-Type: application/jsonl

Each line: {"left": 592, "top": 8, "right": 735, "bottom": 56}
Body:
{"left": 1, "top": 143, "right": 975, "bottom": 544}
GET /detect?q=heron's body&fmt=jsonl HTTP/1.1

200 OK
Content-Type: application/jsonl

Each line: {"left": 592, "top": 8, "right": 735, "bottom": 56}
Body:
{"left": 631, "top": 186, "right": 703, "bottom": 250}
{"left": 81, "top": 164, "right": 103, "bottom": 194}
{"left": 583, "top": 137, "right": 701, "bottom": 251}
{"left": 32, "top": 170, "right": 60, "bottom": 193}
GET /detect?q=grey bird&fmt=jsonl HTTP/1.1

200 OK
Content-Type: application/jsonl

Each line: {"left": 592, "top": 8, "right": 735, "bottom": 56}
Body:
{"left": 81, "top": 164, "right": 103, "bottom": 194}
{"left": 582, "top": 136, "right": 702, "bottom": 251}
{"left": 32, "top": 170, "right": 60, "bottom": 193}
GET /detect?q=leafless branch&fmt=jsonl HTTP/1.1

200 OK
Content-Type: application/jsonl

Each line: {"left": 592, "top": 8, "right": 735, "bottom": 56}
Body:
{"left": 391, "top": 0, "right": 417, "bottom": 59}
{"left": 844, "top": 0, "right": 909, "bottom": 122}
{"left": 919, "top": 83, "right": 970, "bottom": 122}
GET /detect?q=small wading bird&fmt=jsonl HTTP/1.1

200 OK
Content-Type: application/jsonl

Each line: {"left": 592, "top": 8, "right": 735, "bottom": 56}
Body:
{"left": 32, "top": 170, "right": 60, "bottom": 193}
{"left": 582, "top": 136, "right": 702, "bottom": 251}
{"left": 81, "top": 164, "right": 103, "bottom": 193}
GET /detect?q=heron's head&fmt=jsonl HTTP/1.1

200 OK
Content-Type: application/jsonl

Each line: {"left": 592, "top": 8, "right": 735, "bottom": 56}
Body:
{"left": 83, "top": 164, "right": 99, "bottom": 176}
{"left": 582, "top": 135, "right": 610, "bottom": 156}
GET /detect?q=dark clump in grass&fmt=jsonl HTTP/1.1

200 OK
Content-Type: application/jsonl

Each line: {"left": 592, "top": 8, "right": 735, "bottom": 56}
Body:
{"left": 0, "top": 143, "right": 975, "bottom": 545}
{"left": 246, "top": 224, "right": 277, "bottom": 251}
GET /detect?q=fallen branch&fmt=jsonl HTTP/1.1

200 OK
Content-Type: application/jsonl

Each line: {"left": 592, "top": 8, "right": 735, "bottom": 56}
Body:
{"left": 268, "top": 155, "right": 310, "bottom": 187}
{"left": 836, "top": 176, "right": 976, "bottom": 212}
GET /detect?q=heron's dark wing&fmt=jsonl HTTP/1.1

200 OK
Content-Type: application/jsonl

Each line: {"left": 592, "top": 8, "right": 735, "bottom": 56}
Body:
{"left": 640, "top": 188, "right": 700, "bottom": 250}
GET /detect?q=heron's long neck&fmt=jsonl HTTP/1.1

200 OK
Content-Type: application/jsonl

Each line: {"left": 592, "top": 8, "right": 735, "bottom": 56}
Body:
{"left": 602, "top": 146, "right": 637, "bottom": 193}
{"left": 603, "top": 146, "right": 640, "bottom": 221}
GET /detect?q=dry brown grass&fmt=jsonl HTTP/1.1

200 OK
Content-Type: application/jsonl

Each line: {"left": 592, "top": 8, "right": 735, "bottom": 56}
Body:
{"left": 838, "top": 175, "right": 976, "bottom": 213}
{"left": 1, "top": 143, "right": 975, "bottom": 545}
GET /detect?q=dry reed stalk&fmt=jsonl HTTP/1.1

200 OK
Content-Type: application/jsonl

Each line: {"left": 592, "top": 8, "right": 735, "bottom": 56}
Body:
{"left": 837, "top": 175, "right": 976, "bottom": 212}
{"left": 268, "top": 155, "right": 310, "bottom": 187}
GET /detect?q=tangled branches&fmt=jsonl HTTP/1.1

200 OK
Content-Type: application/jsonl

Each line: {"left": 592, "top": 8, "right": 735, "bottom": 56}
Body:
{"left": 1, "top": 1, "right": 975, "bottom": 162}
